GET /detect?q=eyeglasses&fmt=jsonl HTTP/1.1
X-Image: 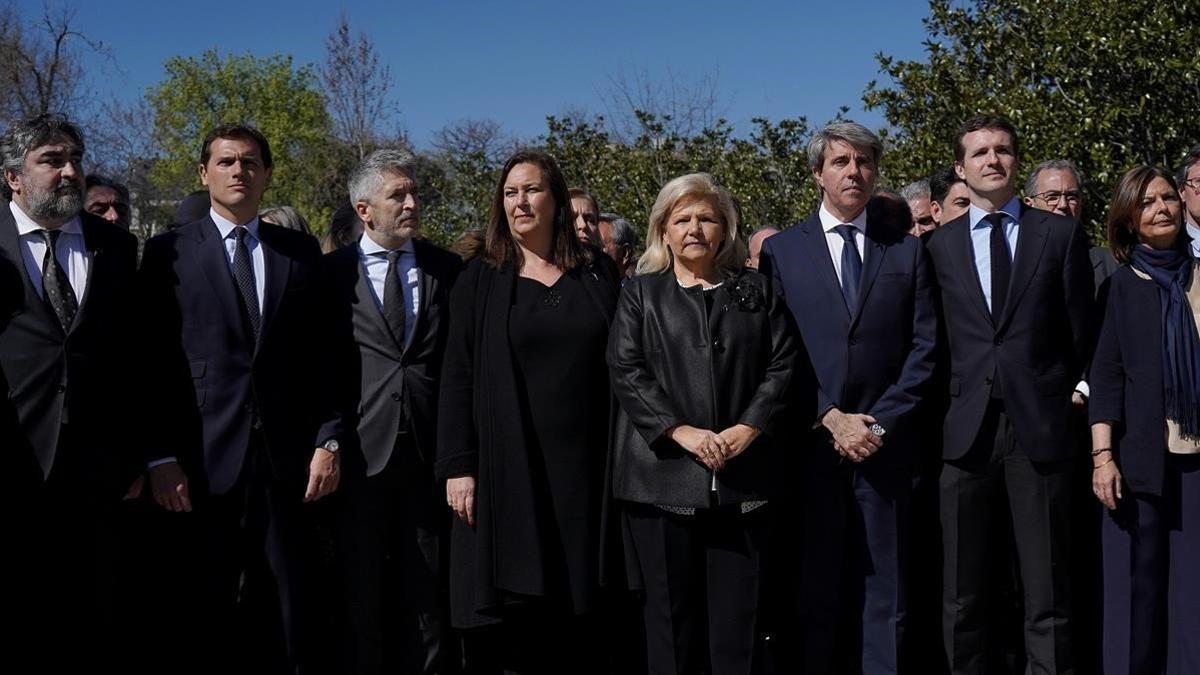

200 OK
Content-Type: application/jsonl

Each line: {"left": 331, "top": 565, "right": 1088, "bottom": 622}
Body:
{"left": 1031, "top": 190, "right": 1081, "bottom": 206}
{"left": 1182, "top": 177, "right": 1200, "bottom": 192}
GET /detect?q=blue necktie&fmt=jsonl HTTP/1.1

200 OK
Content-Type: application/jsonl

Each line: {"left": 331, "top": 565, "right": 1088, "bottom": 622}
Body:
{"left": 986, "top": 213, "right": 1011, "bottom": 322}
{"left": 232, "top": 226, "right": 260, "bottom": 341}
{"left": 835, "top": 224, "right": 862, "bottom": 312}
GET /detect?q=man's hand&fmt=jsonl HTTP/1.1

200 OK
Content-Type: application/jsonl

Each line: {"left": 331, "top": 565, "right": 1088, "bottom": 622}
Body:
{"left": 304, "top": 447, "right": 341, "bottom": 502}
{"left": 1072, "top": 391, "right": 1086, "bottom": 407}
{"left": 668, "top": 424, "right": 731, "bottom": 471}
{"left": 822, "top": 409, "right": 883, "bottom": 462}
{"left": 447, "top": 475, "right": 476, "bottom": 526}
{"left": 717, "top": 424, "right": 760, "bottom": 462}
{"left": 124, "top": 473, "right": 146, "bottom": 501}
{"left": 149, "top": 462, "right": 192, "bottom": 512}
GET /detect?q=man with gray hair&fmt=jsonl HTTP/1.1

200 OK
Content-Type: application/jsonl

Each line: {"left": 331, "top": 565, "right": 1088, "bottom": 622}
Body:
{"left": 745, "top": 225, "right": 779, "bottom": 269}
{"left": 1023, "top": 159, "right": 1118, "bottom": 291}
{"left": 1176, "top": 144, "right": 1200, "bottom": 258}
{"left": 900, "top": 179, "right": 937, "bottom": 236}
{"left": 0, "top": 113, "right": 141, "bottom": 669}
{"left": 759, "top": 121, "right": 937, "bottom": 674}
{"left": 597, "top": 211, "right": 638, "bottom": 279}
{"left": 324, "top": 147, "right": 463, "bottom": 673}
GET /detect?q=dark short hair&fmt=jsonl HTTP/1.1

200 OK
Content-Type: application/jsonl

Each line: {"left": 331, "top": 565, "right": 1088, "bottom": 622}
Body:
{"left": 953, "top": 115, "right": 1019, "bottom": 163}
{"left": 1176, "top": 144, "right": 1200, "bottom": 186}
{"left": 199, "top": 123, "right": 273, "bottom": 169}
{"left": 568, "top": 187, "right": 600, "bottom": 216}
{"left": 929, "top": 166, "right": 965, "bottom": 205}
{"left": 85, "top": 174, "right": 130, "bottom": 205}
{"left": 485, "top": 149, "right": 589, "bottom": 271}
{"left": 1106, "top": 165, "right": 1183, "bottom": 264}
{"left": 1, "top": 113, "right": 86, "bottom": 199}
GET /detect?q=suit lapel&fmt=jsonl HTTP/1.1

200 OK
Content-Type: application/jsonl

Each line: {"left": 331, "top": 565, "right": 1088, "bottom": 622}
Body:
{"left": 192, "top": 217, "right": 252, "bottom": 351}
{"left": 996, "top": 206, "right": 1048, "bottom": 331}
{"left": 406, "top": 244, "right": 435, "bottom": 354}
{"left": 849, "top": 222, "right": 887, "bottom": 329}
{"left": 946, "top": 216, "right": 993, "bottom": 327}
{"left": 799, "top": 217, "right": 851, "bottom": 323}
{"left": 0, "top": 208, "right": 70, "bottom": 333}
{"left": 351, "top": 247, "right": 397, "bottom": 350}
{"left": 67, "top": 218, "right": 103, "bottom": 335}
{"left": 257, "top": 225, "right": 292, "bottom": 350}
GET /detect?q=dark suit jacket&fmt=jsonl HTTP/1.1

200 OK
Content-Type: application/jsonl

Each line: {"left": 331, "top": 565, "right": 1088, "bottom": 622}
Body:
{"left": 324, "top": 237, "right": 463, "bottom": 476}
{"left": 0, "top": 209, "right": 140, "bottom": 492}
{"left": 758, "top": 213, "right": 938, "bottom": 463}
{"left": 924, "top": 205, "right": 1093, "bottom": 462}
{"left": 1088, "top": 263, "right": 1198, "bottom": 496}
{"left": 1090, "top": 245, "right": 1119, "bottom": 295}
{"left": 140, "top": 216, "right": 351, "bottom": 496}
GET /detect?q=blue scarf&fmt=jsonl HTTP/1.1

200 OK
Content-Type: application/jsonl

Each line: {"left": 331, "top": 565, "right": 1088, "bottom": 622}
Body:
{"left": 1131, "top": 245, "right": 1200, "bottom": 440}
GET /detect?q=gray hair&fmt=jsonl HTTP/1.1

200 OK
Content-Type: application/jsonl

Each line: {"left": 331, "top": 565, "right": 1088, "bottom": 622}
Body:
{"left": 1, "top": 113, "right": 86, "bottom": 199}
{"left": 807, "top": 121, "right": 883, "bottom": 171}
{"left": 899, "top": 179, "right": 930, "bottom": 203}
{"left": 599, "top": 212, "right": 638, "bottom": 250}
{"left": 1024, "top": 159, "right": 1083, "bottom": 196}
{"left": 260, "top": 205, "right": 312, "bottom": 235}
{"left": 1176, "top": 144, "right": 1200, "bottom": 187}
{"left": 348, "top": 148, "right": 417, "bottom": 205}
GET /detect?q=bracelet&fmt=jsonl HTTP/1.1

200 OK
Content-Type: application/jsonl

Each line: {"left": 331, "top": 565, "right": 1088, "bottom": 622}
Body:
{"left": 1093, "top": 457, "right": 1115, "bottom": 470}
{"left": 1091, "top": 448, "right": 1112, "bottom": 457}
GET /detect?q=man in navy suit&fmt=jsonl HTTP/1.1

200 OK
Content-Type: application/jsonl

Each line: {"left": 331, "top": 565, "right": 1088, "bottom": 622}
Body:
{"left": 924, "top": 116, "right": 1092, "bottom": 675}
{"left": 140, "top": 123, "right": 353, "bottom": 673}
{"left": 759, "top": 121, "right": 938, "bottom": 675}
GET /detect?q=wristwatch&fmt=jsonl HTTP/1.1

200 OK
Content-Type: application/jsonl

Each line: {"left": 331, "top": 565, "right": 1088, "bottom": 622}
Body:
{"left": 869, "top": 423, "right": 886, "bottom": 437}
{"left": 320, "top": 439, "right": 340, "bottom": 454}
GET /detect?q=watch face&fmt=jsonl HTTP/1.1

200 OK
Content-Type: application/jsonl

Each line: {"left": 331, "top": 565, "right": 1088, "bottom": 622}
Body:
{"left": 324, "top": 440, "right": 340, "bottom": 452}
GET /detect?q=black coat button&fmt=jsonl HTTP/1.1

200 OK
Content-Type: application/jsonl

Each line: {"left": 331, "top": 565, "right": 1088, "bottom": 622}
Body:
{"left": 391, "top": 392, "right": 402, "bottom": 402}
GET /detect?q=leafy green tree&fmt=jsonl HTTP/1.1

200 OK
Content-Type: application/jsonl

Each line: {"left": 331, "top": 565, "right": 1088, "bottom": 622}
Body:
{"left": 864, "top": 0, "right": 1200, "bottom": 238}
{"left": 146, "top": 49, "right": 339, "bottom": 231}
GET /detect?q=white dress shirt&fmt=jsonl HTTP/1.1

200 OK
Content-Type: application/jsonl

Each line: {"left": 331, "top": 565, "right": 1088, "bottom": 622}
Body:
{"left": 210, "top": 208, "right": 265, "bottom": 314}
{"left": 358, "top": 234, "right": 419, "bottom": 346}
{"left": 818, "top": 202, "right": 868, "bottom": 286}
{"left": 10, "top": 200, "right": 89, "bottom": 303}
{"left": 1187, "top": 221, "right": 1200, "bottom": 258}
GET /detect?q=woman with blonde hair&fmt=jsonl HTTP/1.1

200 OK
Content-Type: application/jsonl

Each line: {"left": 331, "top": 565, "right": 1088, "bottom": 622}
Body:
{"left": 609, "top": 172, "right": 802, "bottom": 674}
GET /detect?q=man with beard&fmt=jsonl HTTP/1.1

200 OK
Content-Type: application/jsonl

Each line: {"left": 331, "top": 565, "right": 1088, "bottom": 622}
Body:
{"left": 0, "top": 113, "right": 141, "bottom": 669}
{"left": 324, "top": 148, "right": 463, "bottom": 673}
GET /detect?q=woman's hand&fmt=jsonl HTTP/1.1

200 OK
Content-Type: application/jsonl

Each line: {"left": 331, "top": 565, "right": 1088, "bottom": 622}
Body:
{"left": 446, "top": 475, "right": 477, "bottom": 526}
{"left": 717, "top": 424, "right": 760, "bottom": 461}
{"left": 1092, "top": 452, "right": 1123, "bottom": 510}
{"left": 668, "top": 424, "right": 731, "bottom": 471}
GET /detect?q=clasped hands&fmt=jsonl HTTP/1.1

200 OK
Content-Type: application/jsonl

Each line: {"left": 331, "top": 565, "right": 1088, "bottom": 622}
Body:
{"left": 822, "top": 408, "right": 883, "bottom": 462}
{"left": 668, "top": 423, "right": 759, "bottom": 471}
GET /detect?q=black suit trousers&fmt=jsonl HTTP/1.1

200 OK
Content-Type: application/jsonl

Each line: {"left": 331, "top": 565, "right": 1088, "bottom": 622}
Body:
{"left": 175, "top": 432, "right": 322, "bottom": 674}
{"left": 941, "top": 401, "right": 1074, "bottom": 675}
{"left": 339, "top": 431, "right": 454, "bottom": 674}
{"left": 9, "top": 424, "right": 120, "bottom": 671}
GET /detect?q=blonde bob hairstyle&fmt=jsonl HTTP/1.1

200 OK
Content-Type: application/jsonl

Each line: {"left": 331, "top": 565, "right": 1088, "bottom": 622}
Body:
{"left": 636, "top": 172, "right": 747, "bottom": 275}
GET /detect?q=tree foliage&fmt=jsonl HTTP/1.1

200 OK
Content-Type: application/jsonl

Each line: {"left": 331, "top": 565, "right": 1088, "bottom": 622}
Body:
{"left": 145, "top": 49, "right": 338, "bottom": 229}
{"left": 864, "top": 0, "right": 1200, "bottom": 238}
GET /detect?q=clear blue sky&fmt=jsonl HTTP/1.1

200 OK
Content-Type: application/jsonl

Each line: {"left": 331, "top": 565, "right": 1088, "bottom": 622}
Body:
{"left": 35, "top": 0, "right": 932, "bottom": 149}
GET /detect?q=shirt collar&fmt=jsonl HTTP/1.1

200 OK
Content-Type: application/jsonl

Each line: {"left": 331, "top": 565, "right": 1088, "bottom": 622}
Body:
{"left": 9, "top": 200, "right": 82, "bottom": 237}
{"left": 1186, "top": 220, "right": 1200, "bottom": 244}
{"left": 969, "top": 196, "right": 1022, "bottom": 230}
{"left": 818, "top": 202, "right": 868, "bottom": 234}
{"left": 210, "top": 207, "right": 260, "bottom": 241}
{"left": 358, "top": 233, "right": 416, "bottom": 257}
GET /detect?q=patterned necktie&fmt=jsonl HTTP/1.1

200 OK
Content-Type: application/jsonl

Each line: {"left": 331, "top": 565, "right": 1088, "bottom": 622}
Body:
{"left": 986, "top": 213, "right": 1011, "bottom": 322}
{"left": 39, "top": 229, "right": 78, "bottom": 331}
{"left": 232, "top": 226, "right": 260, "bottom": 341}
{"left": 834, "top": 224, "right": 862, "bottom": 312}
{"left": 383, "top": 249, "right": 407, "bottom": 346}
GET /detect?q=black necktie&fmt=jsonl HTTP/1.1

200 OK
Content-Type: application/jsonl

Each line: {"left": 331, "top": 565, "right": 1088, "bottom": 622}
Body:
{"left": 39, "top": 229, "right": 78, "bottom": 331}
{"left": 834, "top": 224, "right": 862, "bottom": 312}
{"left": 383, "top": 250, "right": 407, "bottom": 346}
{"left": 986, "top": 213, "right": 1011, "bottom": 322}
{"left": 232, "top": 226, "right": 260, "bottom": 341}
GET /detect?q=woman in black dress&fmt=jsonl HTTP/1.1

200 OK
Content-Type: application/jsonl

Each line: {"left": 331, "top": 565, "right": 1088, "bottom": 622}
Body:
{"left": 607, "top": 173, "right": 800, "bottom": 674}
{"left": 436, "top": 149, "right": 620, "bottom": 672}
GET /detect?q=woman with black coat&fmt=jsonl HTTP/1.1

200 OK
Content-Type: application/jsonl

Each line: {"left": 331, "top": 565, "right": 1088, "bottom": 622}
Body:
{"left": 436, "top": 149, "right": 621, "bottom": 672}
{"left": 607, "top": 172, "right": 802, "bottom": 675}
{"left": 1089, "top": 165, "right": 1200, "bottom": 674}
